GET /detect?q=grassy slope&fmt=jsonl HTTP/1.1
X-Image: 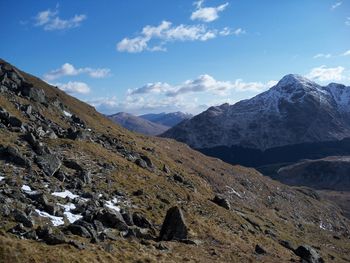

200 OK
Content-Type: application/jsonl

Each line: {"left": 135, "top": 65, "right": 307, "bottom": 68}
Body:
{"left": 0, "top": 59, "right": 349, "bottom": 262}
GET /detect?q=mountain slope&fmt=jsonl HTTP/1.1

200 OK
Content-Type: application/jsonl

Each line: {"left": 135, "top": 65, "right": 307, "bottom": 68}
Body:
{"left": 140, "top": 112, "right": 193, "bottom": 127}
{"left": 0, "top": 60, "right": 349, "bottom": 262}
{"left": 108, "top": 112, "right": 169, "bottom": 135}
{"left": 162, "top": 74, "right": 350, "bottom": 166}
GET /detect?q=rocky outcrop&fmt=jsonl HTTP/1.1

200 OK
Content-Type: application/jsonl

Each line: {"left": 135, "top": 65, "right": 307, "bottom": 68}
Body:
{"left": 159, "top": 206, "right": 188, "bottom": 241}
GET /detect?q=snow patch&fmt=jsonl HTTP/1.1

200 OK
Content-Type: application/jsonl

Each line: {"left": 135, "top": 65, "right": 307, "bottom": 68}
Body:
{"left": 105, "top": 197, "right": 121, "bottom": 212}
{"left": 35, "top": 209, "right": 64, "bottom": 226}
{"left": 225, "top": 186, "right": 242, "bottom": 198}
{"left": 58, "top": 203, "right": 83, "bottom": 223}
{"left": 52, "top": 190, "right": 79, "bottom": 199}
{"left": 21, "top": 185, "right": 32, "bottom": 191}
{"left": 63, "top": 110, "right": 72, "bottom": 117}
{"left": 0, "top": 176, "right": 4, "bottom": 181}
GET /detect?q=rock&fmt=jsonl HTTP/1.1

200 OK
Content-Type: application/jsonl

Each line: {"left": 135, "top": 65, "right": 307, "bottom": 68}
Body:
{"left": 159, "top": 206, "right": 188, "bottom": 241}
{"left": 4, "top": 146, "right": 31, "bottom": 167}
{"left": 162, "top": 164, "right": 170, "bottom": 174}
{"left": 35, "top": 154, "right": 61, "bottom": 176}
{"left": 294, "top": 245, "right": 324, "bottom": 263}
{"left": 126, "top": 226, "right": 154, "bottom": 240}
{"left": 135, "top": 158, "right": 147, "bottom": 169}
{"left": 67, "top": 224, "right": 91, "bottom": 238}
{"left": 255, "top": 244, "right": 267, "bottom": 254}
{"left": 121, "top": 211, "right": 134, "bottom": 226}
{"left": 212, "top": 195, "right": 231, "bottom": 210}
{"left": 95, "top": 209, "right": 129, "bottom": 231}
{"left": 13, "top": 210, "right": 34, "bottom": 228}
{"left": 140, "top": 155, "right": 153, "bottom": 168}
{"left": 36, "top": 226, "right": 66, "bottom": 245}
{"left": 132, "top": 212, "right": 152, "bottom": 229}
{"left": 21, "top": 85, "right": 46, "bottom": 104}
{"left": 8, "top": 116, "right": 22, "bottom": 127}
{"left": 71, "top": 115, "right": 85, "bottom": 127}
{"left": 68, "top": 240, "right": 86, "bottom": 250}
{"left": 173, "top": 174, "right": 184, "bottom": 183}
{"left": 279, "top": 240, "right": 295, "bottom": 251}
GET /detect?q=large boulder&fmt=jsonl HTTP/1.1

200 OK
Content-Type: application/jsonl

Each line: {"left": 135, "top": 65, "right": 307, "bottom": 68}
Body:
{"left": 4, "top": 146, "right": 31, "bottom": 167}
{"left": 294, "top": 245, "right": 324, "bottom": 263}
{"left": 212, "top": 195, "right": 231, "bottom": 210}
{"left": 159, "top": 206, "right": 188, "bottom": 241}
{"left": 95, "top": 209, "right": 129, "bottom": 231}
{"left": 21, "top": 85, "right": 46, "bottom": 104}
{"left": 35, "top": 154, "right": 61, "bottom": 176}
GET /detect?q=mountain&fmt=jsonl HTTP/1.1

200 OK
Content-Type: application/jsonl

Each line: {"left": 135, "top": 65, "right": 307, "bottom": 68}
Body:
{"left": 1, "top": 59, "right": 350, "bottom": 262}
{"left": 162, "top": 74, "right": 350, "bottom": 167}
{"left": 140, "top": 112, "right": 193, "bottom": 127}
{"left": 107, "top": 112, "right": 169, "bottom": 135}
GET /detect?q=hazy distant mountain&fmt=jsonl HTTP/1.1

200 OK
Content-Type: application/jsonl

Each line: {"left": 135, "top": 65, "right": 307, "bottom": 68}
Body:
{"left": 162, "top": 74, "right": 350, "bottom": 166}
{"left": 140, "top": 112, "right": 193, "bottom": 127}
{"left": 108, "top": 112, "right": 169, "bottom": 135}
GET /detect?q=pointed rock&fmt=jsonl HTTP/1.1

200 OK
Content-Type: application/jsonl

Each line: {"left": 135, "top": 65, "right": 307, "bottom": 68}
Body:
{"left": 159, "top": 206, "right": 188, "bottom": 241}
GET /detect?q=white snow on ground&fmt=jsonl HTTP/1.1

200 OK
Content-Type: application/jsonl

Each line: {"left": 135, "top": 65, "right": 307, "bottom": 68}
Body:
{"left": 21, "top": 185, "right": 32, "bottom": 191}
{"left": 35, "top": 209, "right": 64, "bottom": 226}
{"left": 319, "top": 221, "right": 327, "bottom": 230}
{"left": 52, "top": 190, "right": 79, "bottom": 199}
{"left": 225, "top": 186, "right": 242, "bottom": 198}
{"left": 0, "top": 176, "right": 4, "bottom": 181}
{"left": 64, "top": 212, "right": 83, "bottom": 223}
{"left": 58, "top": 203, "right": 83, "bottom": 223}
{"left": 63, "top": 110, "right": 72, "bottom": 117}
{"left": 105, "top": 197, "right": 121, "bottom": 212}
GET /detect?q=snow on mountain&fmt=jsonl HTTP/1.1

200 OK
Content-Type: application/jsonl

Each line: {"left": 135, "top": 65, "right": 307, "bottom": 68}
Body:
{"left": 162, "top": 74, "right": 350, "bottom": 150}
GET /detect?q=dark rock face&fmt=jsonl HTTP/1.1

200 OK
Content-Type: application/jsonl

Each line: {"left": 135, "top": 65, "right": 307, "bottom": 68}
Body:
{"left": 35, "top": 154, "right": 61, "bottom": 176}
{"left": 3, "top": 146, "right": 31, "bottom": 167}
{"left": 95, "top": 209, "right": 129, "bottom": 231}
{"left": 159, "top": 206, "right": 188, "bottom": 241}
{"left": 21, "top": 85, "right": 46, "bottom": 104}
{"left": 212, "top": 195, "right": 230, "bottom": 210}
{"left": 294, "top": 245, "right": 324, "bottom": 263}
{"left": 255, "top": 244, "right": 267, "bottom": 254}
{"left": 36, "top": 226, "right": 66, "bottom": 245}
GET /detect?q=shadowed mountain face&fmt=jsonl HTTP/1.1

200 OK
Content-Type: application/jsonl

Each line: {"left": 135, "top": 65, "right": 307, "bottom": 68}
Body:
{"left": 162, "top": 74, "right": 350, "bottom": 167}
{"left": 0, "top": 59, "right": 350, "bottom": 262}
{"left": 140, "top": 112, "right": 193, "bottom": 127}
{"left": 107, "top": 112, "right": 169, "bottom": 135}
{"left": 163, "top": 74, "right": 350, "bottom": 150}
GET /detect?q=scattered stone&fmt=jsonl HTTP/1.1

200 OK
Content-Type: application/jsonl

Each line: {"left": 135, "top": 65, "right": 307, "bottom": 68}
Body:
{"left": 132, "top": 212, "right": 152, "bottom": 229}
{"left": 255, "top": 244, "right": 267, "bottom": 254}
{"left": 35, "top": 154, "right": 61, "bottom": 176}
{"left": 67, "top": 224, "right": 91, "bottom": 238}
{"left": 8, "top": 116, "right": 22, "bottom": 127}
{"left": 95, "top": 209, "right": 129, "bottom": 231}
{"left": 159, "top": 206, "right": 188, "bottom": 241}
{"left": 173, "top": 174, "right": 184, "bottom": 183}
{"left": 36, "top": 226, "right": 66, "bottom": 245}
{"left": 294, "top": 245, "right": 324, "bottom": 263}
{"left": 212, "top": 195, "right": 231, "bottom": 210}
{"left": 4, "top": 146, "right": 31, "bottom": 167}
{"left": 163, "top": 164, "right": 170, "bottom": 174}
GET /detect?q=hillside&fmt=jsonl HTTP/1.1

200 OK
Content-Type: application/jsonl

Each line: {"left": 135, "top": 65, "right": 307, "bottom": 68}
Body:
{"left": 108, "top": 112, "right": 169, "bottom": 136}
{"left": 0, "top": 59, "right": 350, "bottom": 262}
{"left": 140, "top": 112, "right": 193, "bottom": 127}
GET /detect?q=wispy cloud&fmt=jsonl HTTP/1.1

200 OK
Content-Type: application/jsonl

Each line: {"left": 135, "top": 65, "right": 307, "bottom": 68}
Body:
{"left": 331, "top": 1, "right": 342, "bottom": 10}
{"left": 306, "top": 65, "right": 345, "bottom": 82}
{"left": 191, "top": 0, "right": 229, "bottom": 22}
{"left": 313, "top": 53, "right": 332, "bottom": 59}
{"left": 117, "top": 20, "right": 243, "bottom": 53}
{"left": 44, "top": 63, "right": 110, "bottom": 81}
{"left": 55, "top": 81, "right": 91, "bottom": 94}
{"left": 343, "top": 50, "right": 350, "bottom": 56}
{"left": 128, "top": 74, "right": 275, "bottom": 97}
{"left": 34, "top": 5, "right": 86, "bottom": 31}
{"left": 346, "top": 17, "right": 350, "bottom": 26}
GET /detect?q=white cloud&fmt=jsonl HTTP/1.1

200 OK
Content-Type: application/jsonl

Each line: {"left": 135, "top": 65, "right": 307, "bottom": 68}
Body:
{"left": 44, "top": 63, "right": 110, "bottom": 81}
{"left": 55, "top": 81, "right": 91, "bottom": 94}
{"left": 191, "top": 0, "right": 229, "bottom": 23}
{"left": 331, "top": 1, "right": 342, "bottom": 10}
{"left": 117, "top": 20, "right": 244, "bottom": 53}
{"left": 313, "top": 53, "right": 332, "bottom": 59}
{"left": 34, "top": 6, "right": 86, "bottom": 31}
{"left": 343, "top": 50, "right": 350, "bottom": 56}
{"left": 128, "top": 74, "right": 275, "bottom": 97}
{"left": 346, "top": 17, "right": 350, "bottom": 26}
{"left": 306, "top": 65, "right": 345, "bottom": 82}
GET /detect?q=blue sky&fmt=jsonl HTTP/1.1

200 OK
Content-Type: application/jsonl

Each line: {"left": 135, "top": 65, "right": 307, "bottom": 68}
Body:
{"left": 1, "top": 0, "right": 350, "bottom": 114}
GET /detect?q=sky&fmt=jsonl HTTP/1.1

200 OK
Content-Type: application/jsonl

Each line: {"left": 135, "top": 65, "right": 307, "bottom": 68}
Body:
{"left": 1, "top": 0, "right": 350, "bottom": 115}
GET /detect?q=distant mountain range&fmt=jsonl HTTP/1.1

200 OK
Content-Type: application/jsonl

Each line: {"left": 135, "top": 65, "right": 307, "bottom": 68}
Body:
{"left": 107, "top": 111, "right": 192, "bottom": 136}
{"left": 162, "top": 74, "right": 350, "bottom": 167}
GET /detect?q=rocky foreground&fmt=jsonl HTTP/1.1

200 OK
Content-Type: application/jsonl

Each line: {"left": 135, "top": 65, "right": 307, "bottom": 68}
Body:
{"left": 0, "top": 59, "right": 349, "bottom": 262}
